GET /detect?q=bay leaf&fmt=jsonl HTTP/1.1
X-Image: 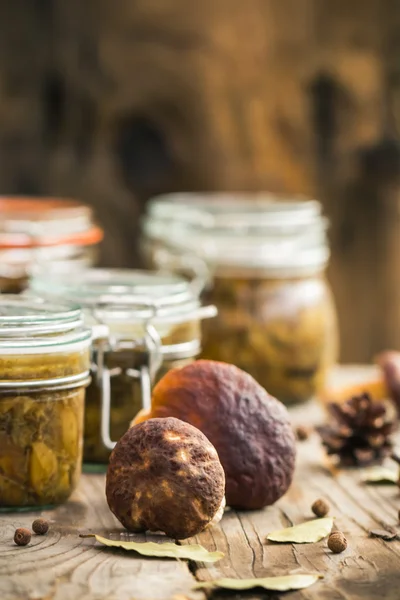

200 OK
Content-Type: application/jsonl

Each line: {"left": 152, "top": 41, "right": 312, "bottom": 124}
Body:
{"left": 267, "top": 517, "right": 333, "bottom": 543}
{"left": 84, "top": 534, "right": 224, "bottom": 562}
{"left": 361, "top": 466, "right": 399, "bottom": 485}
{"left": 369, "top": 529, "right": 399, "bottom": 541}
{"left": 194, "top": 573, "right": 323, "bottom": 592}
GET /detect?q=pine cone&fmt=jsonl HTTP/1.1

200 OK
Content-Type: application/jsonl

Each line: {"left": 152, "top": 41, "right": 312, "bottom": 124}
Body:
{"left": 317, "top": 393, "right": 396, "bottom": 466}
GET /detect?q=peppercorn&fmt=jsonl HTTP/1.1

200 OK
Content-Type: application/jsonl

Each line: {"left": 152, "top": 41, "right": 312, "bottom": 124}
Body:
{"left": 328, "top": 531, "right": 347, "bottom": 554}
{"left": 312, "top": 498, "right": 330, "bottom": 518}
{"left": 14, "top": 528, "right": 31, "bottom": 546}
{"left": 32, "top": 518, "right": 49, "bottom": 535}
{"left": 296, "top": 426, "right": 310, "bottom": 441}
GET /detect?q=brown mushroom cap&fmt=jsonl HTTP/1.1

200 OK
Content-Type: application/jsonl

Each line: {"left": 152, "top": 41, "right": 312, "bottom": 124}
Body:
{"left": 376, "top": 351, "right": 400, "bottom": 415}
{"left": 106, "top": 417, "right": 225, "bottom": 539}
{"left": 146, "top": 360, "right": 296, "bottom": 510}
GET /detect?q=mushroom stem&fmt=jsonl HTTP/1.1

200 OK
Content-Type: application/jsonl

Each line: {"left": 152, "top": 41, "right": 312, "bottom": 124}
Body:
{"left": 209, "top": 496, "right": 226, "bottom": 527}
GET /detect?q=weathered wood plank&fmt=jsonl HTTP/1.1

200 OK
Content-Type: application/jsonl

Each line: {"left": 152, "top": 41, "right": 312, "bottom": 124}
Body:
{"left": 191, "top": 394, "right": 400, "bottom": 599}
{"left": 0, "top": 475, "right": 203, "bottom": 600}
{"left": 2, "top": 366, "right": 400, "bottom": 599}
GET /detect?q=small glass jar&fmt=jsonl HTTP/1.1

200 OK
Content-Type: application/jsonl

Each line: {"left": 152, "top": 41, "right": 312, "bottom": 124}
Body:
{"left": 0, "top": 197, "right": 103, "bottom": 293}
{"left": 0, "top": 296, "right": 91, "bottom": 510}
{"left": 142, "top": 193, "right": 339, "bottom": 405}
{"left": 29, "top": 268, "right": 217, "bottom": 465}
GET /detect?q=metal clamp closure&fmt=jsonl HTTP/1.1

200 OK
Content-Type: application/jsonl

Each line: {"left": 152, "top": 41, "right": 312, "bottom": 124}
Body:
{"left": 91, "top": 303, "right": 162, "bottom": 451}
{"left": 153, "top": 247, "right": 210, "bottom": 296}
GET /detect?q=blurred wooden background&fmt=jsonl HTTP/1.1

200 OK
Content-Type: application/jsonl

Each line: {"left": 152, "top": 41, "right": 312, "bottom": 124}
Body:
{"left": 0, "top": 0, "right": 399, "bottom": 363}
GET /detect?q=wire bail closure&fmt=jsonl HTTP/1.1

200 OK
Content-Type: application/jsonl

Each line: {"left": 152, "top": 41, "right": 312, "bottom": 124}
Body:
{"left": 153, "top": 247, "right": 210, "bottom": 296}
{"left": 90, "top": 301, "right": 162, "bottom": 451}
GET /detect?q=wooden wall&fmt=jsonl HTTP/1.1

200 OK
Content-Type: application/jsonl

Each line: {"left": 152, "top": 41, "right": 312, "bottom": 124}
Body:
{"left": 0, "top": 0, "right": 399, "bottom": 362}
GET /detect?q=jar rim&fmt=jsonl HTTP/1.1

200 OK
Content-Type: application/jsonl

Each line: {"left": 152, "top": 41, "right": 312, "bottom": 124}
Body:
{"left": 148, "top": 192, "right": 322, "bottom": 231}
{"left": 0, "top": 247, "right": 94, "bottom": 281}
{"left": 0, "top": 295, "right": 82, "bottom": 323}
{"left": 0, "top": 295, "right": 92, "bottom": 353}
{"left": 29, "top": 268, "right": 211, "bottom": 324}
{"left": 0, "top": 196, "right": 103, "bottom": 249}
{"left": 144, "top": 193, "right": 329, "bottom": 274}
{"left": 0, "top": 372, "right": 91, "bottom": 390}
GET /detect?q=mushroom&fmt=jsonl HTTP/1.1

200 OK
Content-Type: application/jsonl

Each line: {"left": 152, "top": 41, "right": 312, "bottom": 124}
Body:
{"left": 132, "top": 360, "right": 296, "bottom": 510}
{"left": 376, "top": 351, "right": 400, "bottom": 416}
{"left": 106, "top": 417, "right": 225, "bottom": 539}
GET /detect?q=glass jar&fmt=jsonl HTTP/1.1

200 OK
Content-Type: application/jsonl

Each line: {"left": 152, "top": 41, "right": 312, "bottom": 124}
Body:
{"left": 29, "top": 268, "right": 217, "bottom": 465}
{"left": 0, "top": 197, "right": 103, "bottom": 293}
{"left": 0, "top": 296, "right": 91, "bottom": 510}
{"left": 142, "top": 193, "right": 339, "bottom": 405}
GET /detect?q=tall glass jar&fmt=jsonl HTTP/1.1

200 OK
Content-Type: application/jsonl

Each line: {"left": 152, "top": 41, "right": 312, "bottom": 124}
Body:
{"left": 0, "top": 296, "right": 91, "bottom": 510}
{"left": 142, "top": 193, "right": 339, "bottom": 405}
{"left": 0, "top": 197, "right": 103, "bottom": 293}
{"left": 29, "top": 268, "right": 217, "bottom": 465}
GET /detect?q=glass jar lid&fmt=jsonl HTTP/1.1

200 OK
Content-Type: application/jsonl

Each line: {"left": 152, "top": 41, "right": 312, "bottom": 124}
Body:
{"left": 29, "top": 268, "right": 217, "bottom": 326}
{"left": 0, "top": 197, "right": 103, "bottom": 249}
{"left": 0, "top": 296, "right": 91, "bottom": 354}
{"left": 144, "top": 193, "right": 329, "bottom": 276}
{"left": 147, "top": 192, "right": 323, "bottom": 232}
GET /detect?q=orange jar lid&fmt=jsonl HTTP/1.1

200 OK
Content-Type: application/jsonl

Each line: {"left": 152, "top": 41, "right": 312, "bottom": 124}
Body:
{"left": 0, "top": 197, "right": 103, "bottom": 249}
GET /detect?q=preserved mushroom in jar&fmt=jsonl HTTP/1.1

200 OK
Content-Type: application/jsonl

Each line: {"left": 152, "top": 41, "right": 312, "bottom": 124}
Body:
{"left": 0, "top": 349, "right": 90, "bottom": 382}
{"left": 201, "top": 274, "right": 338, "bottom": 405}
{"left": 142, "top": 193, "right": 339, "bottom": 404}
{"left": 28, "top": 268, "right": 216, "bottom": 465}
{"left": 0, "top": 197, "right": 103, "bottom": 294}
{"left": 0, "top": 275, "right": 28, "bottom": 294}
{"left": 0, "top": 297, "right": 91, "bottom": 509}
{"left": 0, "top": 387, "right": 85, "bottom": 507}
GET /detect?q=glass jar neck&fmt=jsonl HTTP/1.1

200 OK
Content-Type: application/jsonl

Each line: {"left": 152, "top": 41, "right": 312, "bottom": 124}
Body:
{"left": 0, "top": 196, "right": 103, "bottom": 250}
{"left": 0, "top": 296, "right": 91, "bottom": 355}
{"left": 148, "top": 192, "right": 322, "bottom": 230}
{"left": 29, "top": 268, "right": 215, "bottom": 327}
{"left": 144, "top": 194, "right": 329, "bottom": 276}
{"left": 0, "top": 296, "right": 91, "bottom": 391}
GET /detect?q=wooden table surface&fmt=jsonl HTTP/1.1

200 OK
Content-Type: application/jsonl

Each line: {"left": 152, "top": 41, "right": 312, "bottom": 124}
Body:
{"left": 1, "top": 366, "right": 400, "bottom": 600}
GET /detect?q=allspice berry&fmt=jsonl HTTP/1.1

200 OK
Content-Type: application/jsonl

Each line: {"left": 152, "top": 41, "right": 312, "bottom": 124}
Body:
{"left": 312, "top": 498, "right": 329, "bottom": 518}
{"left": 32, "top": 518, "right": 49, "bottom": 535}
{"left": 328, "top": 531, "right": 348, "bottom": 554}
{"left": 296, "top": 426, "right": 310, "bottom": 441}
{"left": 14, "top": 528, "right": 31, "bottom": 546}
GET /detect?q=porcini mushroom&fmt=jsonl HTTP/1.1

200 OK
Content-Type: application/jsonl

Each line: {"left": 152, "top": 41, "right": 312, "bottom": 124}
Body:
{"left": 106, "top": 417, "right": 225, "bottom": 539}
{"left": 132, "top": 360, "right": 296, "bottom": 510}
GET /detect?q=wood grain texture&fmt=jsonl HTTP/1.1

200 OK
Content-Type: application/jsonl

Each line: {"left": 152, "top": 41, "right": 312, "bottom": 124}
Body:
{"left": 2, "top": 366, "right": 400, "bottom": 599}
{"left": 0, "top": 475, "right": 202, "bottom": 600}
{"left": 191, "top": 402, "right": 400, "bottom": 599}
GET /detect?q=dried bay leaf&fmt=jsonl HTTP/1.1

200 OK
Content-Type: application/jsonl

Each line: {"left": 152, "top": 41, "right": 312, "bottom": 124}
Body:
{"left": 369, "top": 529, "right": 399, "bottom": 541}
{"left": 194, "top": 573, "right": 323, "bottom": 592}
{"left": 82, "top": 534, "right": 224, "bottom": 562}
{"left": 267, "top": 517, "right": 333, "bottom": 543}
{"left": 361, "top": 466, "right": 399, "bottom": 484}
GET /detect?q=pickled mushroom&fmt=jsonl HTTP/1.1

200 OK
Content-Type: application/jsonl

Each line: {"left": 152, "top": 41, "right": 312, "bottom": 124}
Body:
{"left": 0, "top": 389, "right": 84, "bottom": 507}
